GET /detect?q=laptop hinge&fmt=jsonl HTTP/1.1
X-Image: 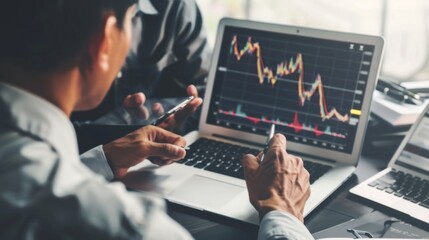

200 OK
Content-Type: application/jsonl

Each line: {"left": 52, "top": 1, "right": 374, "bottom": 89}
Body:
{"left": 292, "top": 151, "right": 336, "bottom": 163}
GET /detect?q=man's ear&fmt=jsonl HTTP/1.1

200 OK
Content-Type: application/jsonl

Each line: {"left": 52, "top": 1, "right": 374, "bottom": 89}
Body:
{"left": 87, "top": 15, "right": 118, "bottom": 74}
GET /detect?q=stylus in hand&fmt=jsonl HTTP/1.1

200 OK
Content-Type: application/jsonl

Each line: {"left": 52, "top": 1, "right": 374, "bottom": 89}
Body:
{"left": 260, "top": 124, "right": 275, "bottom": 163}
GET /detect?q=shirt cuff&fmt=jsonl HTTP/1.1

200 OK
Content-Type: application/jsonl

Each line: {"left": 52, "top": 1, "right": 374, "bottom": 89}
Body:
{"left": 80, "top": 145, "right": 114, "bottom": 181}
{"left": 258, "top": 210, "right": 314, "bottom": 240}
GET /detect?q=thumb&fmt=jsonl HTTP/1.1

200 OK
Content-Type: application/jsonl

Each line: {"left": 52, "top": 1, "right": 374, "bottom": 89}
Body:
{"left": 242, "top": 154, "right": 259, "bottom": 176}
{"left": 147, "top": 142, "right": 186, "bottom": 160}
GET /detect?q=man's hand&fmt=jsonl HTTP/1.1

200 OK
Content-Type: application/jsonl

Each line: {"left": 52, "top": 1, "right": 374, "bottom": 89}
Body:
{"left": 242, "top": 134, "right": 311, "bottom": 222}
{"left": 103, "top": 125, "right": 187, "bottom": 179}
{"left": 122, "top": 85, "right": 202, "bottom": 133}
{"left": 123, "top": 92, "right": 152, "bottom": 120}
{"left": 157, "top": 85, "right": 203, "bottom": 133}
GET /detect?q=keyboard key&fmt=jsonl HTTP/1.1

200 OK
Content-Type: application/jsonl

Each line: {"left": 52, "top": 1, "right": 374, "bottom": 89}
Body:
{"left": 414, "top": 194, "right": 426, "bottom": 203}
{"left": 194, "top": 161, "right": 209, "bottom": 169}
{"left": 176, "top": 158, "right": 187, "bottom": 164}
{"left": 421, "top": 198, "right": 429, "bottom": 206}
{"left": 184, "top": 158, "right": 198, "bottom": 166}
{"left": 368, "top": 181, "right": 379, "bottom": 187}
{"left": 393, "top": 192, "right": 403, "bottom": 197}
{"left": 385, "top": 188, "right": 394, "bottom": 194}
{"left": 419, "top": 203, "right": 429, "bottom": 209}
{"left": 370, "top": 170, "right": 429, "bottom": 204}
{"left": 232, "top": 169, "right": 245, "bottom": 180}
{"left": 403, "top": 196, "right": 418, "bottom": 203}
{"left": 178, "top": 138, "right": 330, "bottom": 182}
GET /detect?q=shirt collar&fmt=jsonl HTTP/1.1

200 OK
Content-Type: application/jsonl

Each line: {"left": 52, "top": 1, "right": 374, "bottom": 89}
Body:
{"left": 0, "top": 82, "right": 78, "bottom": 158}
{"left": 138, "top": 0, "right": 158, "bottom": 15}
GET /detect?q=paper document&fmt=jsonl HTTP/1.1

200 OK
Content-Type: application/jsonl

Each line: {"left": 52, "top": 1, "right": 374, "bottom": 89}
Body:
{"left": 371, "top": 91, "right": 428, "bottom": 126}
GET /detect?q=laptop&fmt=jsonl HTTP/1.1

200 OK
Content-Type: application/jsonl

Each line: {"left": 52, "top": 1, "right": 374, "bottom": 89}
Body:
{"left": 350, "top": 104, "right": 429, "bottom": 224}
{"left": 123, "top": 18, "right": 384, "bottom": 225}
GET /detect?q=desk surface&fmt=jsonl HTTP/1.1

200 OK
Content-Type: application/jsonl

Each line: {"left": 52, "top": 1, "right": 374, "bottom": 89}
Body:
{"left": 165, "top": 135, "right": 402, "bottom": 240}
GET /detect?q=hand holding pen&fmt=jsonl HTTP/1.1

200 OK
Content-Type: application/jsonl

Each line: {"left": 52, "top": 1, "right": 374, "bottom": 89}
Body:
{"left": 242, "top": 128, "right": 310, "bottom": 221}
{"left": 260, "top": 124, "right": 276, "bottom": 163}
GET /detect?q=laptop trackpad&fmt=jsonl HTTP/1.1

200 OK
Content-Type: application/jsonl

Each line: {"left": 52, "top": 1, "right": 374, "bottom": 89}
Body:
{"left": 168, "top": 175, "right": 245, "bottom": 209}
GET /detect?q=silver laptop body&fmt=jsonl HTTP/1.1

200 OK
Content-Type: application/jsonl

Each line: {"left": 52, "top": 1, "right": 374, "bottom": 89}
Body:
{"left": 123, "top": 18, "right": 384, "bottom": 225}
{"left": 350, "top": 104, "right": 429, "bottom": 224}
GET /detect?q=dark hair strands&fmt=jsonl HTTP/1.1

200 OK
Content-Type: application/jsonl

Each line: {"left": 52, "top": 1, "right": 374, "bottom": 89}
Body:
{"left": 0, "top": 0, "right": 137, "bottom": 73}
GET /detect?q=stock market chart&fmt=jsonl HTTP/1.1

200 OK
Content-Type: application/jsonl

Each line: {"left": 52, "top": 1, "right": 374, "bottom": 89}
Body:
{"left": 207, "top": 27, "right": 375, "bottom": 153}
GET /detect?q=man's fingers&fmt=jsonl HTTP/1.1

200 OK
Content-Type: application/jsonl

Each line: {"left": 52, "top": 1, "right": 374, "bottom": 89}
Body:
{"left": 149, "top": 126, "right": 187, "bottom": 147}
{"left": 172, "top": 84, "right": 203, "bottom": 123}
{"left": 123, "top": 93, "right": 146, "bottom": 109}
{"left": 147, "top": 142, "right": 186, "bottom": 160}
{"left": 242, "top": 154, "right": 259, "bottom": 175}
{"left": 187, "top": 85, "right": 199, "bottom": 98}
{"left": 256, "top": 151, "right": 263, "bottom": 160}
{"left": 135, "top": 105, "right": 150, "bottom": 120}
{"left": 297, "top": 163, "right": 311, "bottom": 190}
{"left": 123, "top": 95, "right": 134, "bottom": 108}
{"left": 152, "top": 102, "right": 165, "bottom": 116}
{"left": 149, "top": 158, "right": 175, "bottom": 166}
{"left": 262, "top": 134, "right": 287, "bottom": 164}
{"left": 269, "top": 134, "right": 287, "bottom": 150}
{"left": 173, "top": 97, "right": 203, "bottom": 123}
{"left": 123, "top": 93, "right": 149, "bottom": 119}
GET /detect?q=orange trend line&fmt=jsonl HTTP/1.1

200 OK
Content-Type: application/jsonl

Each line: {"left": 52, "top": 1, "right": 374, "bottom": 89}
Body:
{"left": 230, "top": 35, "right": 349, "bottom": 122}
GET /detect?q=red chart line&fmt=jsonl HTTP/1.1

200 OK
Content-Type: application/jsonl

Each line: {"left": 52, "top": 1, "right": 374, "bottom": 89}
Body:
{"left": 230, "top": 35, "right": 349, "bottom": 122}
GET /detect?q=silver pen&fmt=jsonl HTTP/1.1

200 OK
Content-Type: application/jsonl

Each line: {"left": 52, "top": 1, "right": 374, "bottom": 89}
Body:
{"left": 260, "top": 124, "right": 275, "bottom": 163}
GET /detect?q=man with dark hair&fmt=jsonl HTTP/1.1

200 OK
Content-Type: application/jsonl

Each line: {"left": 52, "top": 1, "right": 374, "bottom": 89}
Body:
{"left": 72, "top": 0, "right": 210, "bottom": 120}
{"left": 75, "top": 0, "right": 209, "bottom": 179}
{"left": 0, "top": 0, "right": 314, "bottom": 239}
{"left": 0, "top": 1, "right": 193, "bottom": 239}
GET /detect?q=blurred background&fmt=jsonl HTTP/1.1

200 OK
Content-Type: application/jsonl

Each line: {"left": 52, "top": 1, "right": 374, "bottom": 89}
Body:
{"left": 196, "top": 0, "right": 429, "bottom": 82}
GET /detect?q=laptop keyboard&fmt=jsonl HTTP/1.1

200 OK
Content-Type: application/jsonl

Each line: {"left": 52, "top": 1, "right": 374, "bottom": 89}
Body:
{"left": 177, "top": 137, "right": 332, "bottom": 184}
{"left": 368, "top": 169, "right": 429, "bottom": 209}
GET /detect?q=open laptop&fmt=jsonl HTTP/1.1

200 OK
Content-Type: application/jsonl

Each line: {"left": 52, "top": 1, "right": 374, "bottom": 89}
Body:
{"left": 350, "top": 104, "right": 429, "bottom": 224}
{"left": 123, "top": 18, "right": 384, "bottom": 225}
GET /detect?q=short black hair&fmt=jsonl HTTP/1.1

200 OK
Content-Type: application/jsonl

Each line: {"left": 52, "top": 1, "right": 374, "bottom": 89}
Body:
{"left": 0, "top": 0, "right": 137, "bottom": 73}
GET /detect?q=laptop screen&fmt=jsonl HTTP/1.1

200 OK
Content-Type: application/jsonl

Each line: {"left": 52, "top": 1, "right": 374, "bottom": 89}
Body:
{"left": 396, "top": 110, "right": 429, "bottom": 174}
{"left": 206, "top": 25, "right": 376, "bottom": 154}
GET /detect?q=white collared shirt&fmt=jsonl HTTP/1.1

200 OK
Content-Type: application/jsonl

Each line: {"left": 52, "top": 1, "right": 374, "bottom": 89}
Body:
{"left": 0, "top": 82, "right": 192, "bottom": 239}
{"left": 0, "top": 82, "right": 313, "bottom": 239}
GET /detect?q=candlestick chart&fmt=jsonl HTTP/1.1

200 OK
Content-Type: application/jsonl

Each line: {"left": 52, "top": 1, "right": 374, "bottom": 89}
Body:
{"left": 209, "top": 32, "right": 372, "bottom": 152}
{"left": 230, "top": 35, "right": 350, "bottom": 123}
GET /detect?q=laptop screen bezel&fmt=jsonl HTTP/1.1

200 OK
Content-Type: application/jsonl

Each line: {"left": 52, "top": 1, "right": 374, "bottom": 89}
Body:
{"left": 389, "top": 104, "right": 429, "bottom": 172}
{"left": 199, "top": 18, "right": 384, "bottom": 165}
